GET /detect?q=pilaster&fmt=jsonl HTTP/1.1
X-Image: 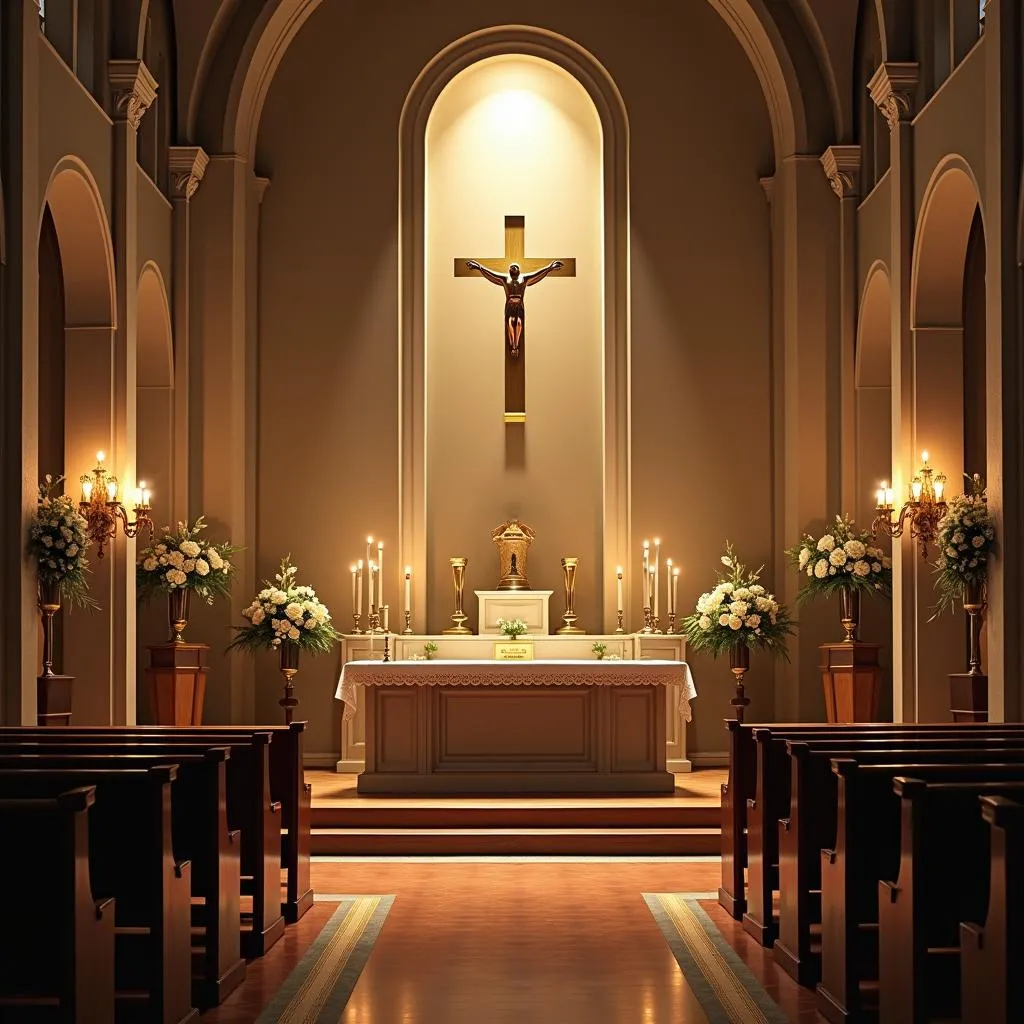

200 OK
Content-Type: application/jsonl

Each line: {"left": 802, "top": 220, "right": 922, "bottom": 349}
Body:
{"left": 870, "top": 61, "right": 918, "bottom": 721}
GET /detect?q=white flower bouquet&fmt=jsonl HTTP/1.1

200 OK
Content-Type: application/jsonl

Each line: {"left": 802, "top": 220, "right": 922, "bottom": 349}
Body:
{"left": 137, "top": 516, "right": 238, "bottom": 605}
{"left": 932, "top": 474, "right": 995, "bottom": 616}
{"left": 28, "top": 475, "right": 95, "bottom": 608}
{"left": 230, "top": 557, "right": 341, "bottom": 654}
{"left": 681, "top": 545, "right": 793, "bottom": 659}
{"left": 496, "top": 617, "right": 528, "bottom": 639}
{"left": 786, "top": 514, "right": 892, "bottom": 602}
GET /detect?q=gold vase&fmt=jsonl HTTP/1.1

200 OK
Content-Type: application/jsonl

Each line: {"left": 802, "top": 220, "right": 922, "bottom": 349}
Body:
{"left": 557, "top": 557, "right": 585, "bottom": 634}
{"left": 838, "top": 588, "right": 861, "bottom": 643}
{"left": 279, "top": 642, "right": 300, "bottom": 724}
{"left": 963, "top": 579, "right": 986, "bottom": 676}
{"left": 168, "top": 588, "right": 191, "bottom": 643}
{"left": 443, "top": 557, "right": 472, "bottom": 634}
{"left": 729, "top": 644, "right": 751, "bottom": 723}
{"left": 38, "top": 578, "right": 62, "bottom": 678}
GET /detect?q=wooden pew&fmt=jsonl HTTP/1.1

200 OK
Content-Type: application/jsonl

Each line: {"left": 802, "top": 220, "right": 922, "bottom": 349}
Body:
{"left": 0, "top": 749, "right": 245, "bottom": 1006}
{"left": 878, "top": 777, "right": 1024, "bottom": 1023}
{"left": 0, "top": 786, "right": 116, "bottom": 1023}
{"left": 0, "top": 722, "right": 312, "bottom": 923}
{"left": 0, "top": 766, "right": 197, "bottom": 1024}
{"left": 816, "top": 762, "right": 1024, "bottom": 1023}
{"left": 960, "top": 795, "right": 1024, "bottom": 1024}
{"left": 0, "top": 734, "right": 284, "bottom": 958}
{"left": 774, "top": 736, "right": 1024, "bottom": 984}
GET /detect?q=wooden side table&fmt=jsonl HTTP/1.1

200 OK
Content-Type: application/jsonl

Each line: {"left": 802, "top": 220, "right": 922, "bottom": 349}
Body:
{"left": 146, "top": 643, "right": 209, "bottom": 726}
{"left": 820, "top": 642, "right": 882, "bottom": 723}
{"left": 37, "top": 674, "right": 74, "bottom": 726}
{"left": 949, "top": 672, "right": 988, "bottom": 722}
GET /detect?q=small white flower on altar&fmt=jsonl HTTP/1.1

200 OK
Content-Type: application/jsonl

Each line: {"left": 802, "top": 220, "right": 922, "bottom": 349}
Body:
{"left": 718, "top": 613, "right": 730, "bottom": 626}
{"left": 729, "top": 600, "right": 749, "bottom": 616}
{"left": 698, "top": 615, "right": 712, "bottom": 630}
{"left": 844, "top": 539, "right": 866, "bottom": 559}
{"left": 798, "top": 549, "right": 810, "bottom": 569}
{"left": 814, "top": 559, "right": 829, "bottom": 579}
{"left": 829, "top": 547, "right": 847, "bottom": 567}
{"left": 143, "top": 556, "right": 158, "bottom": 572}
{"left": 727, "top": 615, "right": 743, "bottom": 630}
{"left": 180, "top": 540, "right": 202, "bottom": 558}
{"left": 195, "top": 559, "right": 210, "bottom": 576}
{"left": 853, "top": 559, "right": 871, "bottom": 577}
{"left": 871, "top": 561, "right": 882, "bottom": 573}
{"left": 817, "top": 535, "right": 836, "bottom": 552}
{"left": 746, "top": 614, "right": 761, "bottom": 628}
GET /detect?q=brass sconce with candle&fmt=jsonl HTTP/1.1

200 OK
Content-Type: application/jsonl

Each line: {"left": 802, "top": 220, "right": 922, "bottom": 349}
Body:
{"left": 78, "top": 450, "right": 154, "bottom": 558}
{"left": 872, "top": 450, "right": 948, "bottom": 559}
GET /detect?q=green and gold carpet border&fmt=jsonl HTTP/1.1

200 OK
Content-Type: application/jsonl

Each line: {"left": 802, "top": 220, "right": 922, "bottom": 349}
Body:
{"left": 257, "top": 894, "right": 394, "bottom": 1023}
{"left": 644, "top": 893, "right": 789, "bottom": 1024}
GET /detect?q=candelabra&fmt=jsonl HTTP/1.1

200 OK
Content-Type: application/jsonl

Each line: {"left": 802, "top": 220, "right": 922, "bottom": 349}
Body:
{"left": 872, "top": 451, "right": 948, "bottom": 559}
{"left": 351, "top": 612, "right": 363, "bottom": 634}
{"left": 641, "top": 605, "right": 653, "bottom": 634}
{"left": 666, "top": 612, "right": 677, "bottom": 635}
{"left": 78, "top": 451, "right": 154, "bottom": 558}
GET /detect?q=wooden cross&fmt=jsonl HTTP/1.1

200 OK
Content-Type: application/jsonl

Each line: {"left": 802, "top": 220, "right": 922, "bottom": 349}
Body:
{"left": 455, "top": 215, "right": 576, "bottom": 423}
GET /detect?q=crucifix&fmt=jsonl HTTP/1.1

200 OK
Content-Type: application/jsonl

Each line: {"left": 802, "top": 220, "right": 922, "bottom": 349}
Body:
{"left": 455, "top": 215, "right": 576, "bottom": 423}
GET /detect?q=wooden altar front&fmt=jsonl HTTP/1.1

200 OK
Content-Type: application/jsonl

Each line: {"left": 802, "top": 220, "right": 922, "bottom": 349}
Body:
{"left": 335, "top": 658, "right": 696, "bottom": 794}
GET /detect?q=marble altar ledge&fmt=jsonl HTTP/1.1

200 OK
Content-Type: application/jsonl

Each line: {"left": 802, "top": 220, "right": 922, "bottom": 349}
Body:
{"left": 335, "top": 658, "right": 697, "bottom": 723}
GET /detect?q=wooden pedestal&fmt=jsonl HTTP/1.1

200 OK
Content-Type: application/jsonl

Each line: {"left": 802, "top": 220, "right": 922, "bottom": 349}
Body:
{"left": 949, "top": 672, "right": 988, "bottom": 722}
{"left": 146, "top": 643, "right": 209, "bottom": 726}
{"left": 37, "top": 674, "right": 74, "bottom": 726}
{"left": 820, "top": 642, "right": 882, "bottom": 723}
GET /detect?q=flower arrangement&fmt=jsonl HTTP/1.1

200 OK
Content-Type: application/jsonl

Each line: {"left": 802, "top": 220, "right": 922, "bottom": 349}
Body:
{"left": 137, "top": 516, "right": 238, "bottom": 605}
{"left": 230, "top": 557, "right": 342, "bottom": 654}
{"left": 423, "top": 641, "right": 438, "bottom": 659}
{"left": 681, "top": 545, "right": 794, "bottom": 659}
{"left": 28, "top": 475, "right": 95, "bottom": 608}
{"left": 496, "top": 617, "right": 528, "bottom": 639}
{"left": 591, "top": 641, "right": 608, "bottom": 659}
{"left": 786, "top": 514, "right": 892, "bottom": 602}
{"left": 932, "top": 474, "right": 995, "bottom": 616}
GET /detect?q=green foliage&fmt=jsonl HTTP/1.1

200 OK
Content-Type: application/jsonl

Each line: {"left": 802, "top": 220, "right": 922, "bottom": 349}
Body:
{"left": 28, "top": 475, "right": 97, "bottom": 610}
{"left": 137, "top": 516, "right": 239, "bottom": 605}
{"left": 680, "top": 543, "right": 794, "bottom": 661}
{"left": 591, "top": 641, "right": 607, "bottom": 659}
{"left": 785, "top": 514, "right": 892, "bottom": 604}
{"left": 496, "top": 617, "right": 528, "bottom": 639}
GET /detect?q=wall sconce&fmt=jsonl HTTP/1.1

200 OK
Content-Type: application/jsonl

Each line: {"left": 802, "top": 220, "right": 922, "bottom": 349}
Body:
{"left": 78, "top": 450, "right": 154, "bottom": 559}
{"left": 872, "top": 450, "right": 948, "bottom": 558}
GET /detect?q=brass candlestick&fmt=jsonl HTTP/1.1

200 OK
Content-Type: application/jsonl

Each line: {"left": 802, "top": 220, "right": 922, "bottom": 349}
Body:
{"left": 403, "top": 610, "right": 413, "bottom": 634}
{"left": 666, "top": 612, "right": 677, "bottom": 635}
{"left": 641, "top": 606, "right": 653, "bottom": 634}
{"left": 653, "top": 615, "right": 662, "bottom": 634}
{"left": 443, "top": 557, "right": 472, "bottom": 634}
{"left": 729, "top": 644, "right": 751, "bottom": 723}
{"left": 351, "top": 612, "right": 363, "bottom": 634}
{"left": 615, "top": 610, "right": 625, "bottom": 634}
{"left": 383, "top": 634, "right": 391, "bottom": 663}
{"left": 557, "top": 557, "right": 585, "bottom": 634}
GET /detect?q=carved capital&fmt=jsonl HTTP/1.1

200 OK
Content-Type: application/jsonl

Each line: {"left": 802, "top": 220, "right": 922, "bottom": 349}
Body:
{"left": 108, "top": 59, "right": 158, "bottom": 130}
{"left": 868, "top": 62, "right": 919, "bottom": 130}
{"left": 820, "top": 145, "right": 862, "bottom": 199}
{"left": 168, "top": 146, "right": 210, "bottom": 200}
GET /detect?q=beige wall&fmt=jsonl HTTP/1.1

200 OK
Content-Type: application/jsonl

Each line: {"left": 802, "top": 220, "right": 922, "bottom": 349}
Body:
{"left": 254, "top": 0, "right": 774, "bottom": 757}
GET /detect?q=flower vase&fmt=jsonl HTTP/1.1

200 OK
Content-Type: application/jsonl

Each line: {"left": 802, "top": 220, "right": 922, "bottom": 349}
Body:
{"left": 838, "top": 588, "right": 860, "bottom": 643}
{"left": 38, "top": 579, "right": 62, "bottom": 677}
{"left": 729, "top": 644, "right": 751, "bottom": 723}
{"left": 279, "top": 642, "right": 300, "bottom": 725}
{"left": 950, "top": 579, "right": 988, "bottom": 722}
{"left": 169, "top": 588, "right": 191, "bottom": 643}
{"left": 37, "top": 579, "right": 74, "bottom": 726}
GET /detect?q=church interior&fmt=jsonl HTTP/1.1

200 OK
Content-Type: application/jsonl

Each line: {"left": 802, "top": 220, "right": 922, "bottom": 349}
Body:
{"left": 2, "top": 0, "right": 1023, "bottom": 1020}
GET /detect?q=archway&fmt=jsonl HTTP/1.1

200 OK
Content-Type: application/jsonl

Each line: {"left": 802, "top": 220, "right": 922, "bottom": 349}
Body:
{"left": 909, "top": 156, "right": 986, "bottom": 721}
{"left": 38, "top": 159, "right": 121, "bottom": 724}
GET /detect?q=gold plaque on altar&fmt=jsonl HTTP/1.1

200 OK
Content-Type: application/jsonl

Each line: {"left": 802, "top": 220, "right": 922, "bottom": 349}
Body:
{"left": 494, "top": 641, "right": 534, "bottom": 661}
{"left": 492, "top": 519, "right": 535, "bottom": 591}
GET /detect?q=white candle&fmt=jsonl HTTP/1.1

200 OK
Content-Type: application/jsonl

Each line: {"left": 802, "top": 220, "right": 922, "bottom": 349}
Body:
{"left": 653, "top": 538, "right": 661, "bottom": 618}
{"left": 672, "top": 567, "right": 680, "bottom": 617}
{"left": 404, "top": 566, "right": 412, "bottom": 615}
{"left": 377, "top": 541, "right": 384, "bottom": 611}
{"left": 356, "top": 560, "right": 363, "bottom": 616}
{"left": 351, "top": 564, "right": 357, "bottom": 615}
{"left": 665, "top": 558, "right": 673, "bottom": 613}
{"left": 366, "top": 536, "right": 373, "bottom": 589}
{"left": 642, "top": 565, "right": 650, "bottom": 609}
{"left": 616, "top": 566, "right": 623, "bottom": 613}
{"left": 368, "top": 560, "right": 376, "bottom": 610}
{"left": 382, "top": 605, "right": 389, "bottom": 632}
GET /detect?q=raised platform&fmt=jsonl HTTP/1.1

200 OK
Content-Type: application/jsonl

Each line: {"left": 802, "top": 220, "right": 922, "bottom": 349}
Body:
{"left": 307, "top": 768, "right": 724, "bottom": 856}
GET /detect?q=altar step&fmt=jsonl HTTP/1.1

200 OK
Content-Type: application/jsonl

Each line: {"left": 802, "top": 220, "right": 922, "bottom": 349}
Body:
{"left": 310, "top": 803, "right": 721, "bottom": 856}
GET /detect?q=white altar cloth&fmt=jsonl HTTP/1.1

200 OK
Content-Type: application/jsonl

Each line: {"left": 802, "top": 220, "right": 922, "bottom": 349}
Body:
{"left": 335, "top": 658, "right": 697, "bottom": 723}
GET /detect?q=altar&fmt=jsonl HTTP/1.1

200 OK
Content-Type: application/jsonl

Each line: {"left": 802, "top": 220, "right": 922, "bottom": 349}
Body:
{"left": 335, "top": 657, "right": 696, "bottom": 794}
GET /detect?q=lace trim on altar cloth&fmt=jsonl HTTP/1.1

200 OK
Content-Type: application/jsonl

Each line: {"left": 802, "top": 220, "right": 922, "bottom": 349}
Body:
{"left": 334, "top": 661, "right": 697, "bottom": 723}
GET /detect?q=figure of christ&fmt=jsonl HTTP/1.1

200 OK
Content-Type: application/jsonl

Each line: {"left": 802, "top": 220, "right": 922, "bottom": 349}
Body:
{"left": 465, "top": 259, "right": 564, "bottom": 358}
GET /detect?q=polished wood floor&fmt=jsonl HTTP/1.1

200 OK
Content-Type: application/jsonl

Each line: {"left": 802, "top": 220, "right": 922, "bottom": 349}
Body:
{"left": 201, "top": 857, "right": 824, "bottom": 1023}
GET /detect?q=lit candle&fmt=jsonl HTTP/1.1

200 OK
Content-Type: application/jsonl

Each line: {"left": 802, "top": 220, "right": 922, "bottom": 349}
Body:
{"left": 616, "top": 566, "right": 623, "bottom": 613}
{"left": 934, "top": 479, "right": 945, "bottom": 500}
{"left": 142, "top": 486, "right": 151, "bottom": 506}
{"left": 642, "top": 539, "right": 649, "bottom": 571}
{"left": 351, "top": 564, "right": 357, "bottom": 615}
{"left": 665, "top": 558, "right": 673, "bottom": 614}
{"left": 653, "top": 538, "right": 661, "bottom": 619}
{"left": 911, "top": 480, "right": 923, "bottom": 501}
{"left": 356, "top": 560, "right": 363, "bottom": 616}
{"left": 106, "top": 479, "right": 117, "bottom": 501}
{"left": 876, "top": 483, "right": 886, "bottom": 509}
{"left": 642, "top": 564, "right": 649, "bottom": 609}
{"left": 81, "top": 478, "right": 93, "bottom": 502}
{"left": 96, "top": 450, "right": 105, "bottom": 464}
{"left": 368, "top": 559, "right": 376, "bottom": 610}
{"left": 382, "top": 605, "right": 389, "bottom": 632}
{"left": 404, "top": 566, "right": 412, "bottom": 615}
{"left": 377, "top": 541, "right": 384, "bottom": 611}
{"left": 132, "top": 486, "right": 142, "bottom": 507}
{"left": 672, "top": 567, "right": 680, "bottom": 616}
{"left": 366, "top": 536, "right": 373, "bottom": 582}
{"left": 921, "top": 450, "right": 929, "bottom": 465}
{"left": 885, "top": 484, "right": 895, "bottom": 507}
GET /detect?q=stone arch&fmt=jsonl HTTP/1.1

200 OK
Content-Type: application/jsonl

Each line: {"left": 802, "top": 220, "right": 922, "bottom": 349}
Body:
{"left": 197, "top": 0, "right": 813, "bottom": 167}
{"left": 137, "top": 262, "right": 172, "bottom": 388}
{"left": 856, "top": 261, "right": 892, "bottom": 388}
{"left": 39, "top": 157, "right": 116, "bottom": 328}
